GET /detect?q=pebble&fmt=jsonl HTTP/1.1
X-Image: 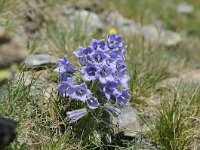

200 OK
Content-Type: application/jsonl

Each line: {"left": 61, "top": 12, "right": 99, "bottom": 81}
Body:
{"left": 104, "top": 105, "right": 141, "bottom": 138}
{"left": 24, "top": 54, "right": 58, "bottom": 68}
{"left": 65, "top": 9, "right": 103, "bottom": 33}
{"left": 141, "top": 25, "right": 182, "bottom": 47}
{"left": 106, "top": 11, "right": 140, "bottom": 35}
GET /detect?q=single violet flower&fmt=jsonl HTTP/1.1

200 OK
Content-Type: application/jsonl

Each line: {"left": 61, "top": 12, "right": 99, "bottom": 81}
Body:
{"left": 73, "top": 46, "right": 85, "bottom": 58}
{"left": 83, "top": 46, "right": 94, "bottom": 55}
{"left": 113, "top": 89, "right": 130, "bottom": 106}
{"left": 59, "top": 73, "right": 73, "bottom": 82}
{"left": 66, "top": 108, "right": 88, "bottom": 123}
{"left": 100, "top": 81, "right": 118, "bottom": 99}
{"left": 86, "top": 96, "right": 99, "bottom": 109}
{"left": 79, "top": 56, "right": 88, "bottom": 66}
{"left": 108, "top": 34, "right": 123, "bottom": 49}
{"left": 71, "top": 84, "right": 91, "bottom": 102}
{"left": 91, "top": 39, "right": 107, "bottom": 50}
{"left": 82, "top": 63, "right": 98, "bottom": 81}
{"left": 57, "top": 81, "right": 76, "bottom": 97}
{"left": 54, "top": 56, "right": 76, "bottom": 74}
{"left": 109, "top": 49, "right": 122, "bottom": 60}
{"left": 92, "top": 49, "right": 109, "bottom": 64}
{"left": 74, "top": 46, "right": 94, "bottom": 66}
{"left": 106, "top": 105, "right": 121, "bottom": 117}
{"left": 97, "top": 63, "right": 114, "bottom": 84}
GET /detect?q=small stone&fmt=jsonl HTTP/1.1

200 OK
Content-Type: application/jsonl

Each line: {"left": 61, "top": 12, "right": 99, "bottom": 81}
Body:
{"left": 104, "top": 105, "right": 141, "bottom": 137}
{"left": 140, "top": 25, "right": 181, "bottom": 47}
{"left": 177, "top": 2, "right": 194, "bottom": 14}
{"left": 140, "top": 25, "right": 161, "bottom": 40}
{"left": 106, "top": 11, "right": 140, "bottom": 35}
{"left": 117, "top": 106, "right": 141, "bottom": 137}
{"left": 25, "top": 54, "right": 58, "bottom": 68}
{"left": 159, "top": 31, "right": 181, "bottom": 47}
{"left": 106, "top": 11, "right": 135, "bottom": 27}
{"left": 65, "top": 10, "right": 103, "bottom": 33}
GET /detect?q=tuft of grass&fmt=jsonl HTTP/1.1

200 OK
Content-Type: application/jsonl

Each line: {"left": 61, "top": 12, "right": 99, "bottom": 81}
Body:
{"left": 126, "top": 36, "right": 174, "bottom": 107}
{"left": 149, "top": 85, "right": 200, "bottom": 150}
{"left": 0, "top": 72, "right": 66, "bottom": 149}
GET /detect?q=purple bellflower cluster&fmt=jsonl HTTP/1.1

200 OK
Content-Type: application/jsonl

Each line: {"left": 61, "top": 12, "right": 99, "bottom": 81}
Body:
{"left": 54, "top": 34, "right": 130, "bottom": 123}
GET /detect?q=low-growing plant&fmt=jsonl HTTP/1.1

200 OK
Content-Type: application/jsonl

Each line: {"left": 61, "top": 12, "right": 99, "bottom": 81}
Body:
{"left": 54, "top": 34, "right": 131, "bottom": 146}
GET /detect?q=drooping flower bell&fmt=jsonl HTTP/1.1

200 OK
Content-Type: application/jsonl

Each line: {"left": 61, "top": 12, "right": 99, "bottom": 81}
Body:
{"left": 66, "top": 108, "right": 88, "bottom": 123}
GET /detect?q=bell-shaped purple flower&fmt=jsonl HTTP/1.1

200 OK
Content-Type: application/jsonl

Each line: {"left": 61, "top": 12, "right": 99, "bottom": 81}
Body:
{"left": 82, "top": 63, "right": 98, "bottom": 81}
{"left": 54, "top": 56, "right": 76, "bottom": 74}
{"left": 71, "top": 84, "right": 91, "bottom": 102}
{"left": 108, "top": 34, "right": 123, "bottom": 49}
{"left": 115, "top": 60, "right": 126, "bottom": 79}
{"left": 100, "top": 81, "right": 118, "bottom": 99}
{"left": 78, "top": 56, "right": 88, "bottom": 66}
{"left": 66, "top": 108, "right": 88, "bottom": 123}
{"left": 86, "top": 96, "right": 99, "bottom": 109}
{"left": 73, "top": 46, "right": 84, "bottom": 57}
{"left": 116, "top": 60, "right": 126, "bottom": 71}
{"left": 114, "top": 89, "right": 130, "bottom": 106}
{"left": 83, "top": 46, "right": 93, "bottom": 55}
{"left": 57, "top": 81, "right": 76, "bottom": 97}
{"left": 92, "top": 49, "right": 109, "bottom": 64}
{"left": 97, "top": 64, "right": 114, "bottom": 84}
{"left": 106, "top": 105, "right": 121, "bottom": 117}
{"left": 74, "top": 46, "right": 94, "bottom": 66}
{"left": 109, "top": 49, "right": 122, "bottom": 60}
{"left": 59, "top": 73, "right": 73, "bottom": 82}
{"left": 91, "top": 39, "right": 107, "bottom": 50}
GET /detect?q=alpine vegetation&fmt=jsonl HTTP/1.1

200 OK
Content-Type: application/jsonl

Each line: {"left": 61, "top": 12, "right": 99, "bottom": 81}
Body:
{"left": 54, "top": 34, "right": 130, "bottom": 140}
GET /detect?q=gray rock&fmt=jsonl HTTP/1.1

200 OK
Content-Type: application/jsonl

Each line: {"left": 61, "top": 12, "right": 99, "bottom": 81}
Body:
{"left": 106, "top": 11, "right": 140, "bottom": 35}
{"left": 159, "top": 31, "right": 182, "bottom": 47}
{"left": 106, "top": 11, "right": 135, "bottom": 27}
{"left": 177, "top": 2, "right": 194, "bottom": 14}
{"left": 105, "top": 105, "right": 141, "bottom": 137}
{"left": 140, "top": 25, "right": 181, "bottom": 47}
{"left": 25, "top": 54, "right": 58, "bottom": 68}
{"left": 117, "top": 106, "right": 141, "bottom": 137}
{"left": 65, "top": 10, "right": 103, "bottom": 33}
